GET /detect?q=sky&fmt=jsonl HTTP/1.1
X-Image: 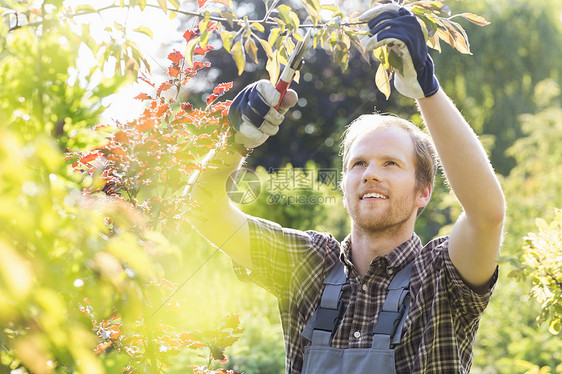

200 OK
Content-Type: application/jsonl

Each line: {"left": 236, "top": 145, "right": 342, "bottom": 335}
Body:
{"left": 68, "top": 0, "right": 194, "bottom": 122}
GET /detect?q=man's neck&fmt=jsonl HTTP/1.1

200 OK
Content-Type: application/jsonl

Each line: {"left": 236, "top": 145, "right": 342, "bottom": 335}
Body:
{"left": 350, "top": 223, "right": 415, "bottom": 277}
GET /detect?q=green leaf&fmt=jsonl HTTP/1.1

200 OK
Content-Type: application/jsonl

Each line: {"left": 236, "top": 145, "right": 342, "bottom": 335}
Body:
{"left": 321, "top": 5, "right": 338, "bottom": 12}
{"left": 157, "top": 0, "right": 167, "bottom": 13}
{"left": 536, "top": 218, "right": 548, "bottom": 231}
{"left": 245, "top": 37, "right": 258, "bottom": 64}
{"left": 221, "top": 31, "right": 235, "bottom": 53}
{"left": 258, "top": 37, "right": 273, "bottom": 60}
{"left": 375, "top": 63, "right": 391, "bottom": 100}
{"left": 231, "top": 39, "right": 245, "bottom": 75}
{"left": 334, "top": 42, "right": 349, "bottom": 72}
{"left": 134, "top": 26, "right": 153, "bottom": 39}
{"left": 199, "top": 10, "right": 210, "bottom": 33}
{"left": 185, "top": 36, "right": 200, "bottom": 67}
{"left": 251, "top": 22, "right": 265, "bottom": 33}
{"left": 266, "top": 52, "right": 280, "bottom": 85}
{"left": 268, "top": 28, "right": 281, "bottom": 47}
{"left": 289, "top": 10, "right": 300, "bottom": 31}
{"left": 388, "top": 49, "right": 404, "bottom": 76}
{"left": 548, "top": 319, "right": 560, "bottom": 335}
{"left": 220, "top": 11, "right": 236, "bottom": 28}
{"left": 456, "top": 12, "right": 491, "bottom": 26}
{"left": 304, "top": 0, "right": 321, "bottom": 16}
{"left": 74, "top": 4, "right": 97, "bottom": 13}
{"left": 200, "top": 29, "right": 211, "bottom": 48}
{"left": 273, "top": 17, "right": 286, "bottom": 34}
{"left": 277, "top": 4, "right": 292, "bottom": 25}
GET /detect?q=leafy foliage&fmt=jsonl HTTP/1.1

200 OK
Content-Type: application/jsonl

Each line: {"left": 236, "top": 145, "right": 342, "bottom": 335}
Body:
{"left": 69, "top": 44, "right": 233, "bottom": 235}
{"left": 181, "top": 0, "right": 489, "bottom": 99}
{"left": 2, "top": 0, "right": 562, "bottom": 373}
{"left": 511, "top": 210, "right": 562, "bottom": 335}
{"left": 1, "top": 0, "right": 487, "bottom": 100}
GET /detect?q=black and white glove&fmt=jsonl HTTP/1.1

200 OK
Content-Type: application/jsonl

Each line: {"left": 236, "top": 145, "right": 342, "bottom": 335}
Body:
{"left": 227, "top": 80, "right": 298, "bottom": 156}
{"left": 359, "top": 4, "right": 440, "bottom": 98}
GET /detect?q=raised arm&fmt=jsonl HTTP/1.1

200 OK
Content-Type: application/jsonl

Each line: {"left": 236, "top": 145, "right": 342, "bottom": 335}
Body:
{"left": 188, "top": 81, "right": 297, "bottom": 270}
{"left": 360, "top": 4, "right": 505, "bottom": 291}
{"left": 417, "top": 90, "right": 505, "bottom": 291}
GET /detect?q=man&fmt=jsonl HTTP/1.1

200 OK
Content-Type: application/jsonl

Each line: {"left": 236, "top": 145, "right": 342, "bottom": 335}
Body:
{"left": 190, "top": 4, "right": 505, "bottom": 373}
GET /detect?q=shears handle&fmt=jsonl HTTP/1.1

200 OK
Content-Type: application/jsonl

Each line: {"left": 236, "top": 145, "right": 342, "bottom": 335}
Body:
{"left": 274, "top": 62, "right": 301, "bottom": 110}
{"left": 273, "top": 30, "right": 310, "bottom": 110}
{"left": 274, "top": 79, "right": 291, "bottom": 111}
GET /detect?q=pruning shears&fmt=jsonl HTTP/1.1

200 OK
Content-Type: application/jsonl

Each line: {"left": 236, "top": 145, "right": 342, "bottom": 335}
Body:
{"left": 182, "top": 30, "right": 312, "bottom": 200}
{"left": 274, "top": 29, "right": 311, "bottom": 110}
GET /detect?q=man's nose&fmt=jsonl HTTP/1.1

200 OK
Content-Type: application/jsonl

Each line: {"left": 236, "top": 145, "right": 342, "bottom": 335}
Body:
{"left": 363, "top": 164, "right": 382, "bottom": 183}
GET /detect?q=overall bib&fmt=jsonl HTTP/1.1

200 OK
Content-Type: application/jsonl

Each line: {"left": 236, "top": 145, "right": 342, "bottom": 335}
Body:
{"left": 301, "top": 261, "right": 413, "bottom": 374}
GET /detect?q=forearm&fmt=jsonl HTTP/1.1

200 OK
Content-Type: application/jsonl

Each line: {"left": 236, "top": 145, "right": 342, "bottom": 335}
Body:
{"left": 188, "top": 149, "right": 253, "bottom": 268}
{"left": 189, "top": 149, "right": 244, "bottom": 209}
{"left": 417, "top": 89, "right": 505, "bottom": 227}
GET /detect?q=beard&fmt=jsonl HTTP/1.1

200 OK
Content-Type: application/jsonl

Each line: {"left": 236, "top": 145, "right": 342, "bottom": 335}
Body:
{"left": 345, "top": 187, "right": 419, "bottom": 236}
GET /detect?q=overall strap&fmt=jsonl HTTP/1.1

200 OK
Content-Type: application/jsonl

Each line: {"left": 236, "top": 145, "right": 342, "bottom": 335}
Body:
{"left": 372, "top": 261, "right": 414, "bottom": 349}
{"left": 301, "top": 261, "right": 346, "bottom": 346}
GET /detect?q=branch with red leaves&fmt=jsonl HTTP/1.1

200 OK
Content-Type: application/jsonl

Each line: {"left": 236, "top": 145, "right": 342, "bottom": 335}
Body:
{"left": 69, "top": 27, "right": 234, "bottom": 234}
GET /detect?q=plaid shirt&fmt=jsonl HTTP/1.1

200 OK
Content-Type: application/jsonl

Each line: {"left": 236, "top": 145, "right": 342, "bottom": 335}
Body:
{"left": 233, "top": 215, "right": 498, "bottom": 374}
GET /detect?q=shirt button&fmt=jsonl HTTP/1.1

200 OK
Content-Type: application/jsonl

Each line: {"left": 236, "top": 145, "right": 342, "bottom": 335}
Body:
{"left": 354, "top": 331, "right": 361, "bottom": 339}
{"left": 362, "top": 283, "right": 368, "bottom": 291}
{"left": 387, "top": 267, "right": 394, "bottom": 275}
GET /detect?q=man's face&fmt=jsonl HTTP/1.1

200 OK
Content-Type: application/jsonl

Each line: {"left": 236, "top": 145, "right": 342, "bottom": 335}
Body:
{"left": 342, "top": 127, "right": 429, "bottom": 234}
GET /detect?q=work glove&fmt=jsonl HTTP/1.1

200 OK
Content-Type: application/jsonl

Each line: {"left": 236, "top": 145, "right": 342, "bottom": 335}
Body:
{"left": 227, "top": 80, "right": 298, "bottom": 155}
{"left": 359, "top": 4, "right": 440, "bottom": 99}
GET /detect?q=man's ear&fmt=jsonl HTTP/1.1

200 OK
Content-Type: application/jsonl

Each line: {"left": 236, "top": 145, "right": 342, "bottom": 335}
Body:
{"left": 416, "top": 183, "right": 432, "bottom": 209}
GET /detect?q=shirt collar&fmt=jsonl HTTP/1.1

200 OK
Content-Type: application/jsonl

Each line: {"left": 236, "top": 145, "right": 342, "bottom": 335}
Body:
{"left": 340, "top": 233, "right": 422, "bottom": 272}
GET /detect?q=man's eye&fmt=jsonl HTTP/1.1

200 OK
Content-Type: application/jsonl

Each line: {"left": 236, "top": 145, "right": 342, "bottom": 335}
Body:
{"left": 385, "top": 161, "right": 398, "bottom": 167}
{"left": 353, "top": 161, "right": 366, "bottom": 167}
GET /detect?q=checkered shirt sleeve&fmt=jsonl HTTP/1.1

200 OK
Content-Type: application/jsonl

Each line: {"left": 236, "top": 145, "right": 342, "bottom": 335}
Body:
{"left": 231, "top": 214, "right": 340, "bottom": 298}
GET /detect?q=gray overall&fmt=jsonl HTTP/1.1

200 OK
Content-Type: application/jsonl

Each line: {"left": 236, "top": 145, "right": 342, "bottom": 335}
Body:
{"left": 301, "top": 261, "right": 413, "bottom": 374}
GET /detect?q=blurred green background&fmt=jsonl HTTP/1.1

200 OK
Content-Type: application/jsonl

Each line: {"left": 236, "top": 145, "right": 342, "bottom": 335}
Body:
{"left": 1, "top": 0, "right": 561, "bottom": 373}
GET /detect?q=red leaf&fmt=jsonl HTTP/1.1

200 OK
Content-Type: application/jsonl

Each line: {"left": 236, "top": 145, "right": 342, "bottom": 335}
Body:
{"left": 206, "top": 22, "right": 219, "bottom": 32}
{"left": 110, "top": 146, "right": 128, "bottom": 156}
{"left": 207, "top": 82, "right": 233, "bottom": 105}
{"left": 181, "top": 102, "right": 193, "bottom": 113}
{"left": 134, "top": 93, "right": 152, "bottom": 101}
{"left": 169, "top": 66, "right": 181, "bottom": 78}
{"left": 206, "top": 94, "right": 218, "bottom": 106}
{"left": 179, "top": 163, "right": 202, "bottom": 176}
{"left": 79, "top": 152, "right": 101, "bottom": 164}
{"left": 136, "top": 118, "right": 158, "bottom": 132}
{"left": 210, "top": 100, "right": 232, "bottom": 117}
{"left": 156, "top": 103, "right": 170, "bottom": 117}
{"left": 194, "top": 45, "right": 214, "bottom": 56}
{"left": 197, "top": 0, "right": 208, "bottom": 8}
{"left": 168, "top": 50, "right": 184, "bottom": 64}
{"left": 94, "top": 341, "right": 112, "bottom": 355}
{"left": 113, "top": 130, "right": 129, "bottom": 143}
{"left": 139, "top": 71, "right": 155, "bottom": 87}
{"left": 183, "top": 29, "right": 200, "bottom": 43}
{"left": 157, "top": 81, "right": 173, "bottom": 96}
{"left": 212, "top": 82, "right": 233, "bottom": 96}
